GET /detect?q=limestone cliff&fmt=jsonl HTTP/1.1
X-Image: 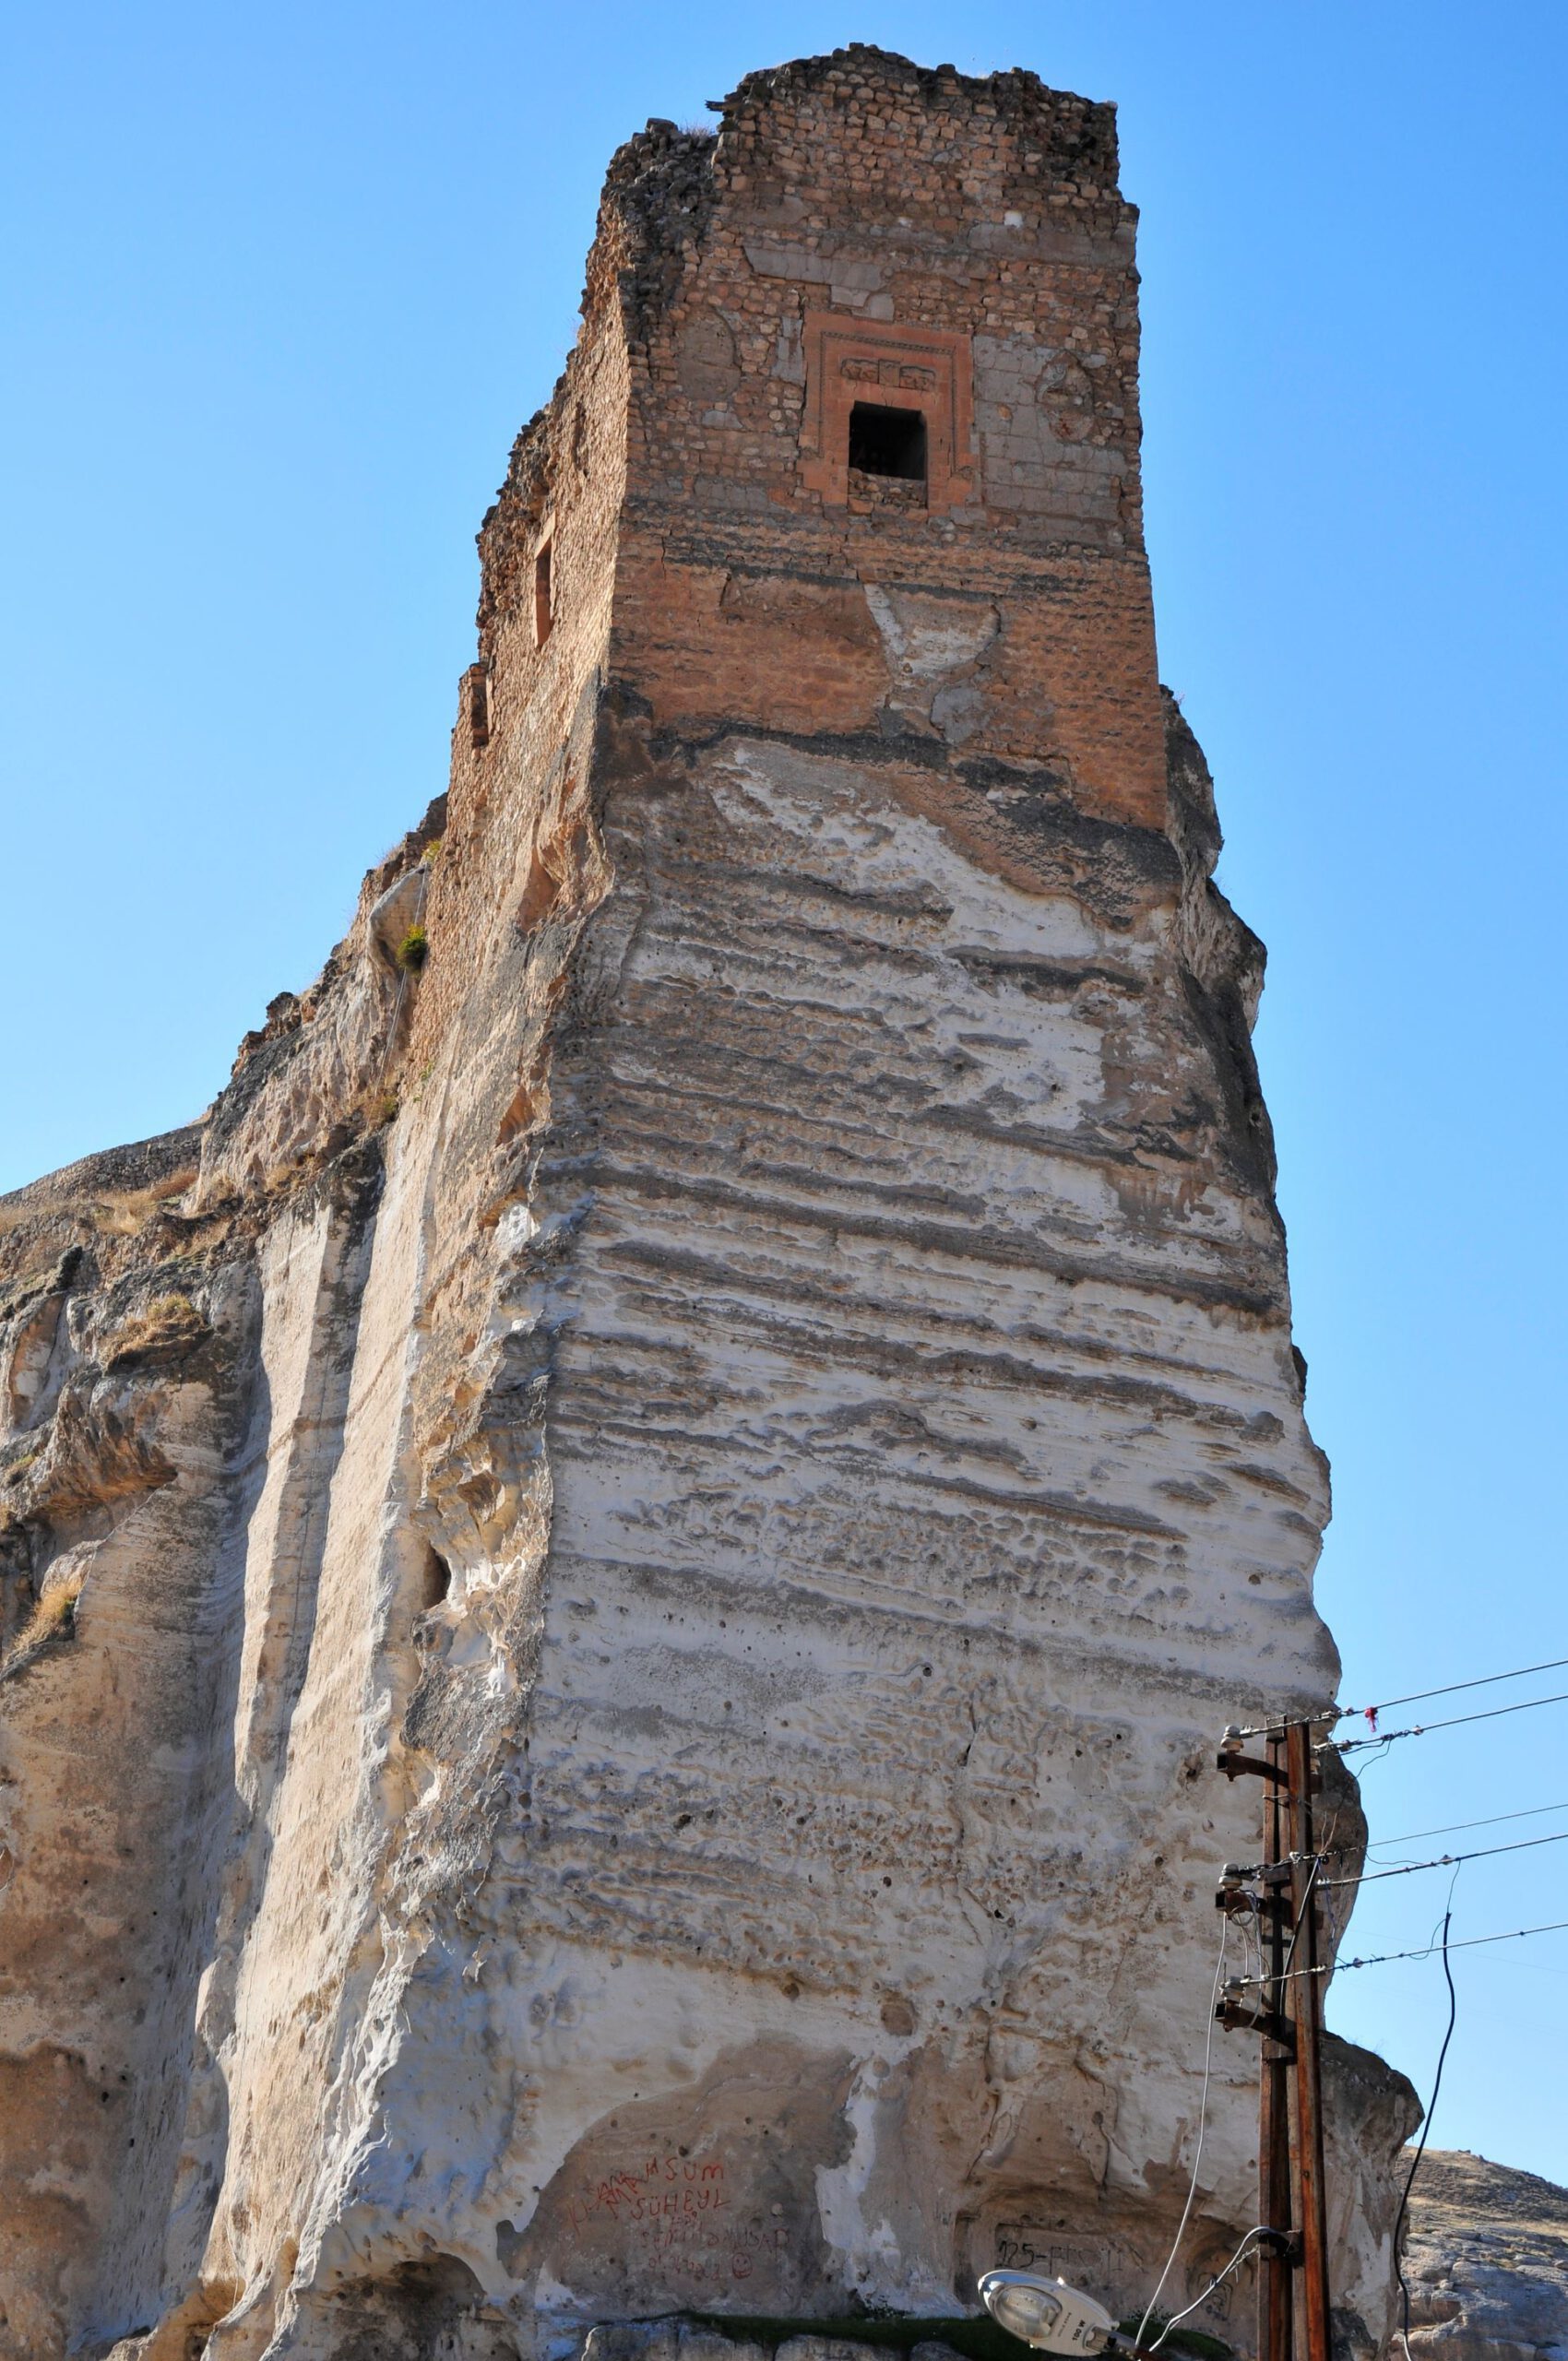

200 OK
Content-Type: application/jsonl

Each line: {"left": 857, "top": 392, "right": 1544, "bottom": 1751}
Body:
{"left": 0, "top": 48, "right": 1414, "bottom": 2361}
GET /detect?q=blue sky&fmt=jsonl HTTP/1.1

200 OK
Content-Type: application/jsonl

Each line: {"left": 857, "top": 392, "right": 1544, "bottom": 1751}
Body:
{"left": 5, "top": 3, "right": 1565, "bottom": 2184}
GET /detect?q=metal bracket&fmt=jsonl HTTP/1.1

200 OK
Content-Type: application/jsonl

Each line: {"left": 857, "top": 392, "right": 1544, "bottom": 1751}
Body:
{"left": 1215, "top": 1997, "right": 1297, "bottom": 2052}
{"left": 1218, "top": 1743, "right": 1289, "bottom": 1785}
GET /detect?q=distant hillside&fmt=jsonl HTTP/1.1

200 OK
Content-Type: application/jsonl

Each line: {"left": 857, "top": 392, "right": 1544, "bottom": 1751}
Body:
{"left": 1405, "top": 2147, "right": 1568, "bottom": 2361}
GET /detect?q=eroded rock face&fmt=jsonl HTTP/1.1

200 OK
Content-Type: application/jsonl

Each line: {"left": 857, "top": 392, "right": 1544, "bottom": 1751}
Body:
{"left": 1, "top": 45, "right": 1415, "bottom": 2361}
{"left": 1403, "top": 2150, "right": 1568, "bottom": 2361}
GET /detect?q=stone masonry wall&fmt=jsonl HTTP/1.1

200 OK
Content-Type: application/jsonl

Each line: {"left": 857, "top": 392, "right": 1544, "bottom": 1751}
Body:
{"left": 611, "top": 61, "right": 1162, "bottom": 826}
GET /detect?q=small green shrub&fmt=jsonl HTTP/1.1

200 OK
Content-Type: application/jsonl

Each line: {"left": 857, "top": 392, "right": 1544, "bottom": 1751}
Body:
{"left": 375, "top": 1090, "right": 400, "bottom": 1127}
{"left": 422, "top": 836, "right": 444, "bottom": 864}
{"left": 397, "top": 925, "right": 429, "bottom": 973}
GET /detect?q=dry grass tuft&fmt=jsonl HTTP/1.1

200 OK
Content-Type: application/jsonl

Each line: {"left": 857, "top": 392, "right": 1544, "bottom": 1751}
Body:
{"left": 105, "top": 1291, "right": 208, "bottom": 1366}
{"left": 2, "top": 1567, "right": 85, "bottom": 1673}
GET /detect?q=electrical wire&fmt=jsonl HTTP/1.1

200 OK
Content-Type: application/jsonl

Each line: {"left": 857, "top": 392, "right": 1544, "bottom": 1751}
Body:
{"left": 1367, "top": 1797, "right": 1568, "bottom": 1851}
{"left": 1230, "top": 1650, "right": 1568, "bottom": 1740}
{"left": 1337, "top": 1655, "right": 1568, "bottom": 1724}
{"left": 1229, "top": 1916, "right": 1568, "bottom": 1987}
{"left": 1143, "top": 2225, "right": 1275, "bottom": 2353}
{"left": 1134, "top": 1916, "right": 1229, "bottom": 2350}
{"left": 1350, "top": 1735, "right": 1397, "bottom": 1778}
{"left": 1283, "top": 1849, "right": 1325, "bottom": 1974}
{"left": 1321, "top": 1822, "right": 1568, "bottom": 1890}
{"left": 1391, "top": 1878, "right": 1460, "bottom": 2361}
{"left": 1336, "top": 1687, "right": 1568, "bottom": 1754}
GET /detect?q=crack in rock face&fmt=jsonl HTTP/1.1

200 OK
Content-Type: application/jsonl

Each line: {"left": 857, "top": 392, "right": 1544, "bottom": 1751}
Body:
{"left": 0, "top": 43, "right": 1422, "bottom": 2361}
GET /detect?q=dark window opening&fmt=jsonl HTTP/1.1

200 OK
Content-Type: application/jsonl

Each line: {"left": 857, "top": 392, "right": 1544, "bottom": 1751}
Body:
{"left": 849, "top": 401, "right": 927, "bottom": 482}
{"left": 468, "top": 666, "right": 490, "bottom": 750}
{"left": 534, "top": 542, "right": 553, "bottom": 646}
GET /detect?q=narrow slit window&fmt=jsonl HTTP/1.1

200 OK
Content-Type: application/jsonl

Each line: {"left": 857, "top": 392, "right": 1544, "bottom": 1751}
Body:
{"left": 849, "top": 401, "right": 928, "bottom": 482}
{"left": 533, "top": 542, "right": 553, "bottom": 647}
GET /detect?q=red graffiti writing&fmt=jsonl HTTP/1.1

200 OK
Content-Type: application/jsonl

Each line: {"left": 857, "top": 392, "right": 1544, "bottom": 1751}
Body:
{"left": 564, "top": 2151, "right": 789, "bottom": 2287}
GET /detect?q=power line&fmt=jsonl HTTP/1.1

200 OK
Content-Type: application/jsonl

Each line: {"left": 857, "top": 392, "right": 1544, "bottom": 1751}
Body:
{"left": 1229, "top": 1916, "right": 1568, "bottom": 1987}
{"left": 1335, "top": 1687, "right": 1568, "bottom": 1755}
{"left": 1321, "top": 1823, "right": 1568, "bottom": 1891}
{"left": 1337, "top": 1654, "right": 1568, "bottom": 1725}
{"left": 1232, "top": 1650, "right": 1568, "bottom": 1740}
{"left": 1368, "top": 1797, "right": 1568, "bottom": 1850}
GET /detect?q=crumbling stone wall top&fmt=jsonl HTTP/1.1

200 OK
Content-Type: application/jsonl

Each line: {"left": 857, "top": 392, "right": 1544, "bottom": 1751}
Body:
{"left": 714, "top": 44, "right": 1121, "bottom": 204}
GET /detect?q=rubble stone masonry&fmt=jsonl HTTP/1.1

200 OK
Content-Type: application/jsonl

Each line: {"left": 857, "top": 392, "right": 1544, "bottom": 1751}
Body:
{"left": 0, "top": 49, "right": 1415, "bottom": 2361}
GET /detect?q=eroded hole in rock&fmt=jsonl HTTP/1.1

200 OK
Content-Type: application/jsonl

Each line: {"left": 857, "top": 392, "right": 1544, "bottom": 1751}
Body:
{"left": 389, "top": 2253, "right": 485, "bottom": 2305}
{"left": 419, "top": 1545, "right": 452, "bottom": 1611}
{"left": 849, "top": 399, "right": 927, "bottom": 481}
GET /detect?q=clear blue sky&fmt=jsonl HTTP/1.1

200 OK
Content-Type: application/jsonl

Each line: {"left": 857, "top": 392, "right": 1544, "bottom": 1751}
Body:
{"left": 5, "top": 2, "right": 1565, "bottom": 2187}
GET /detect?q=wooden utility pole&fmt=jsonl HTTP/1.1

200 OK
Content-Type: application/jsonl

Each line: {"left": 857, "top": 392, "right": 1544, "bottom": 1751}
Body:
{"left": 1285, "top": 1722, "right": 1332, "bottom": 2361}
{"left": 1216, "top": 1719, "right": 1332, "bottom": 2361}
{"left": 1258, "top": 1730, "right": 1295, "bottom": 2361}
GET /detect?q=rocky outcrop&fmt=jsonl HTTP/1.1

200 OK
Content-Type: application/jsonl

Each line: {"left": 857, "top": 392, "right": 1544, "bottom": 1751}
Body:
{"left": 1402, "top": 2151, "right": 1568, "bottom": 2361}
{"left": 0, "top": 46, "right": 1417, "bottom": 2361}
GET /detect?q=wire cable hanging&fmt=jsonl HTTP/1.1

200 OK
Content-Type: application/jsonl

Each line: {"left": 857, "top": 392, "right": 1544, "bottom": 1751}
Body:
{"left": 1367, "top": 1797, "right": 1568, "bottom": 1851}
{"left": 1391, "top": 1881, "right": 1460, "bottom": 2361}
{"left": 1230, "top": 1649, "right": 1568, "bottom": 1740}
{"left": 1337, "top": 1654, "right": 1568, "bottom": 1725}
{"left": 1335, "top": 1686, "right": 1568, "bottom": 1754}
{"left": 1229, "top": 1916, "right": 1568, "bottom": 1988}
{"left": 1144, "top": 2225, "right": 1276, "bottom": 2353}
{"left": 1321, "top": 1822, "right": 1568, "bottom": 1891}
{"left": 1134, "top": 1916, "right": 1229, "bottom": 2349}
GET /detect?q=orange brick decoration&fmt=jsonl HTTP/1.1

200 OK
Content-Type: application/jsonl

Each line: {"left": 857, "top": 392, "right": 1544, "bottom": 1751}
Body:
{"left": 799, "top": 314, "right": 976, "bottom": 513}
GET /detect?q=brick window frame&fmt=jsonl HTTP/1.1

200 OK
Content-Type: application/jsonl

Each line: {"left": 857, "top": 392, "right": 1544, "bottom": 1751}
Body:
{"left": 800, "top": 314, "right": 975, "bottom": 513}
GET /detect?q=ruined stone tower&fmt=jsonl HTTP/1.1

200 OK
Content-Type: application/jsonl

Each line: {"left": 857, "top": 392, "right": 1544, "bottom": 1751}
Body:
{"left": 0, "top": 49, "right": 1413, "bottom": 2361}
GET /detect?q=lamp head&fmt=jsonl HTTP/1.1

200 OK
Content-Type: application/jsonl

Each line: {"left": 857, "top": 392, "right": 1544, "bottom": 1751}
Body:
{"left": 978, "top": 2269, "right": 1117, "bottom": 2355}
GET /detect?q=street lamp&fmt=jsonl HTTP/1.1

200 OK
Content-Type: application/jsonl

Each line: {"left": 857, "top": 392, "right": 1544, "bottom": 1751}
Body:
{"left": 978, "top": 2270, "right": 1119, "bottom": 2356}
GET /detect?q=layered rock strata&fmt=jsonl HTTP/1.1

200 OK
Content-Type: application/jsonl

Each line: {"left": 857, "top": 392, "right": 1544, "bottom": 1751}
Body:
{"left": 0, "top": 47, "right": 1412, "bottom": 2361}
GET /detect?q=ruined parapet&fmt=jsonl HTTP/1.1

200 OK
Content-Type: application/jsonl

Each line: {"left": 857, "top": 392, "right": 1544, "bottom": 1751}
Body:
{"left": 0, "top": 49, "right": 1414, "bottom": 2361}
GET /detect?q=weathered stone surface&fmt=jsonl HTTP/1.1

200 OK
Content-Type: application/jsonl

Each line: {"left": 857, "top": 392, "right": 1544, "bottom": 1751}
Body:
{"left": 0, "top": 44, "right": 1420, "bottom": 2361}
{"left": 1403, "top": 2150, "right": 1568, "bottom": 2361}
